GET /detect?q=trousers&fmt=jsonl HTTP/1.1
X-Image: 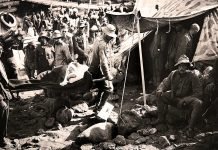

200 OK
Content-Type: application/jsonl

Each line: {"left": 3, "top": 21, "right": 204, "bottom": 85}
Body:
{"left": 157, "top": 91, "right": 202, "bottom": 128}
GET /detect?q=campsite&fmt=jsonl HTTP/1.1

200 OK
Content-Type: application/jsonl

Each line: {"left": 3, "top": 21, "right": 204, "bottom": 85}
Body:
{"left": 0, "top": 0, "right": 218, "bottom": 150}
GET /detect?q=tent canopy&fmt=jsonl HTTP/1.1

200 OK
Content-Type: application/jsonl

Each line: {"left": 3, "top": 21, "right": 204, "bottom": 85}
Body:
{"left": 109, "top": 0, "right": 218, "bottom": 32}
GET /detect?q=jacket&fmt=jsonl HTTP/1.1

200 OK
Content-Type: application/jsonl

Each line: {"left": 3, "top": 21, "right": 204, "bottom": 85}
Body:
{"left": 157, "top": 70, "right": 202, "bottom": 99}
{"left": 89, "top": 36, "right": 113, "bottom": 80}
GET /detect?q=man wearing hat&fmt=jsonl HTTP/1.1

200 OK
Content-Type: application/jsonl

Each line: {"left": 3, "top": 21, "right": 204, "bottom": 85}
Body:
{"left": 88, "top": 24, "right": 117, "bottom": 112}
{"left": 23, "top": 40, "right": 37, "bottom": 78}
{"left": 72, "top": 21, "right": 89, "bottom": 64}
{"left": 61, "top": 25, "right": 74, "bottom": 58}
{"left": 35, "top": 31, "right": 55, "bottom": 75}
{"left": 53, "top": 30, "right": 72, "bottom": 67}
{"left": 153, "top": 55, "right": 203, "bottom": 137}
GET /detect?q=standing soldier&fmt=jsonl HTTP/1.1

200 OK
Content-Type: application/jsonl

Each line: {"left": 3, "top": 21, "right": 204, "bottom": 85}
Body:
{"left": 88, "top": 24, "right": 117, "bottom": 111}
{"left": 53, "top": 30, "right": 73, "bottom": 67}
{"left": 73, "top": 21, "right": 89, "bottom": 64}
{"left": 35, "top": 31, "right": 55, "bottom": 76}
{"left": 23, "top": 41, "right": 37, "bottom": 79}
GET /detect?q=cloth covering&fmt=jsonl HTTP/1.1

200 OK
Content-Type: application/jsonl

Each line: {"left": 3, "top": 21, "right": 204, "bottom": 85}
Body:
{"left": 193, "top": 8, "right": 218, "bottom": 62}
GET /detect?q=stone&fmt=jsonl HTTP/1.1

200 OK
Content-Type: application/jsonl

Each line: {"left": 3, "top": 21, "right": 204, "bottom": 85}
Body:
{"left": 99, "top": 142, "right": 116, "bottom": 150}
{"left": 168, "top": 135, "right": 176, "bottom": 142}
{"left": 32, "top": 137, "right": 40, "bottom": 143}
{"left": 126, "top": 139, "right": 135, "bottom": 145}
{"left": 159, "top": 136, "right": 171, "bottom": 148}
{"left": 131, "top": 104, "right": 147, "bottom": 117}
{"left": 80, "top": 143, "right": 93, "bottom": 150}
{"left": 137, "top": 127, "right": 157, "bottom": 136}
{"left": 128, "top": 133, "right": 143, "bottom": 140}
{"left": 56, "top": 107, "right": 74, "bottom": 124}
{"left": 135, "top": 137, "right": 150, "bottom": 145}
{"left": 138, "top": 144, "right": 159, "bottom": 150}
{"left": 164, "top": 145, "right": 176, "bottom": 150}
{"left": 135, "top": 94, "right": 157, "bottom": 105}
{"left": 77, "top": 122, "right": 114, "bottom": 143}
{"left": 117, "top": 111, "right": 142, "bottom": 136}
{"left": 71, "top": 101, "right": 89, "bottom": 113}
{"left": 44, "top": 117, "right": 55, "bottom": 128}
{"left": 114, "top": 135, "right": 126, "bottom": 146}
{"left": 115, "top": 144, "right": 138, "bottom": 150}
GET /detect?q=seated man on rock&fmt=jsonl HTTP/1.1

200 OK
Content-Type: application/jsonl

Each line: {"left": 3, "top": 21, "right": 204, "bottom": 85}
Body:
{"left": 152, "top": 55, "right": 203, "bottom": 137}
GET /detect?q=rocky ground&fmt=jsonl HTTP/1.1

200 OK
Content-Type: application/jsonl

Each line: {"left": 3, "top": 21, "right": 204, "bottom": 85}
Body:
{"left": 1, "top": 85, "right": 218, "bottom": 150}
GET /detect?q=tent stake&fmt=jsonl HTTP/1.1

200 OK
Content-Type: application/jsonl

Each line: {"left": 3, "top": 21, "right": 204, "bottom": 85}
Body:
{"left": 136, "top": 17, "right": 147, "bottom": 106}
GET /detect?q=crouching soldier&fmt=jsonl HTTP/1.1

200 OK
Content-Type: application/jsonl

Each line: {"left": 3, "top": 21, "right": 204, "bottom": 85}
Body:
{"left": 152, "top": 55, "right": 203, "bottom": 137}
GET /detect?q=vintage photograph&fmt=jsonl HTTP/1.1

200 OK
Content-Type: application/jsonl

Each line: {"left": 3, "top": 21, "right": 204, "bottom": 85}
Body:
{"left": 0, "top": 0, "right": 217, "bottom": 149}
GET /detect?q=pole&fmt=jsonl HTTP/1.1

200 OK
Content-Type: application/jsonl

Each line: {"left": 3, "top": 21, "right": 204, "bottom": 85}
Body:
{"left": 136, "top": 16, "right": 147, "bottom": 106}
{"left": 88, "top": 0, "right": 91, "bottom": 12}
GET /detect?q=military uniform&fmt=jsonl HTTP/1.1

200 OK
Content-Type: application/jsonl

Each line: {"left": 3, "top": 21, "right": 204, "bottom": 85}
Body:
{"left": 89, "top": 36, "right": 114, "bottom": 108}
{"left": 54, "top": 41, "right": 72, "bottom": 67}
{"left": 35, "top": 44, "right": 55, "bottom": 74}
{"left": 156, "top": 69, "right": 203, "bottom": 129}
{"left": 73, "top": 32, "right": 88, "bottom": 64}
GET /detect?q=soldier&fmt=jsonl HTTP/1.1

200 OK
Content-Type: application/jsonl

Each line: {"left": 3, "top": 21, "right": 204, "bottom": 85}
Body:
{"left": 53, "top": 30, "right": 73, "bottom": 67}
{"left": 88, "top": 24, "right": 117, "bottom": 111}
{"left": 35, "top": 31, "right": 55, "bottom": 76}
{"left": 153, "top": 55, "right": 203, "bottom": 137}
{"left": 72, "top": 21, "right": 89, "bottom": 64}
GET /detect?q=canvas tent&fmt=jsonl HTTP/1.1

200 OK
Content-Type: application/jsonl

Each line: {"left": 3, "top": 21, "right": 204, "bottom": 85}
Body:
{"left": 109, "top": 0, "right": 218, "bottom": 62}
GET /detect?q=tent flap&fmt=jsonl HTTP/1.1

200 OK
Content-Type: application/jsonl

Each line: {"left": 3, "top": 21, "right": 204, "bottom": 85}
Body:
{"left": 193, "top": 8, "right": 218, "bottom": 62}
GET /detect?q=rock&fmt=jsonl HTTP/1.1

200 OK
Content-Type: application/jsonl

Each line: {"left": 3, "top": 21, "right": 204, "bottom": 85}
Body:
{"left": 127, "top": 132, "right": 143, "bottom": 140}
{"left": 99, "top": 142, "right": 116, "bottom": 150}
{"left": 135, "top": 94, "right": 157, "bottom": 105}
{"left": 77, "top": 122, "right": 114, "bottom": 144}
{"left": 56, "top": 107, "right": 74, "bottom": 124}
{"left": 116, "top": 144, "right": 138, "bottom": 150}
{"left": 80, "top": 143, "right": 93, "bottom": 150}
{"left": 138, "top": 144, "right": 159, "bottom": 150}
{"left": 168, "top": 135, "right": 176, "bottom": 142}
{"left": 114, "top": 103, "right": 119, "bottom": 108}
{"left": 131, "top": 104, "right": 147, "bottom": 117}
{"left": 159, "top": 136, "right": 171, "bottom": 148}
{"left": 126, "top": 139, "right": 135, "bottom": 145}
{"left": 44, "top": 117, "right": 55, "bottom": 128}
{"left": 114, "top": 135, "right": 126, "bottom": 146}
{"left": 135, "top": 137, "right": 150, "bottom": 145}
{"left": 146, "top": 106, "right": 158, "bottom": 117}
{"left": 32, "top": 137, "right": 40, "bottom": 143}
{"left": 137, "top": 127, "right": 157, "bottom": 136}
{"left": 72, "top": 101, "right": 89, "bottom": 113}
{"left": 164, "top": 145, "right": 176, "bottom": 150}
{"left": 117, "top": 111, "right": 142, "bottom": 136}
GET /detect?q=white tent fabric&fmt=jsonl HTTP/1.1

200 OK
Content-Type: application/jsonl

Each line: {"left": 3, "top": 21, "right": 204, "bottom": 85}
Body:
{"left": 193, "top": 8, "right": 218, "bottom": 62}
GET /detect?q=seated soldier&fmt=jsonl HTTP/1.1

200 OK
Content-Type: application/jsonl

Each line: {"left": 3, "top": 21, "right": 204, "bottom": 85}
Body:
{"left": 152, "top": 55, "right": 203, "bottom": 137}
{"left": 202, "top": 59, "right": 218, "bottom": 122}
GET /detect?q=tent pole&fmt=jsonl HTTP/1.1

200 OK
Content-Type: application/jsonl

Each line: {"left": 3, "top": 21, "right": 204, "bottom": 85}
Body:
{"left": 136, "top": 17, "right": 147, "bottom": 106}
{"left": 88, "top": 0, "right": 92, "bottom": 12}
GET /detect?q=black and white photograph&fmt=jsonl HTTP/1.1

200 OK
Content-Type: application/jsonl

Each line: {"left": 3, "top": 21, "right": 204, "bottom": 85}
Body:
{"left": 0, "top": 0, "right": 217, "bottom": 149}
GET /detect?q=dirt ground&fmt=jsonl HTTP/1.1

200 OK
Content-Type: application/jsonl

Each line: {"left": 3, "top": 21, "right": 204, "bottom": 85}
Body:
{"left": 1, "top": 85, "right": 218, "bottom": 150}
